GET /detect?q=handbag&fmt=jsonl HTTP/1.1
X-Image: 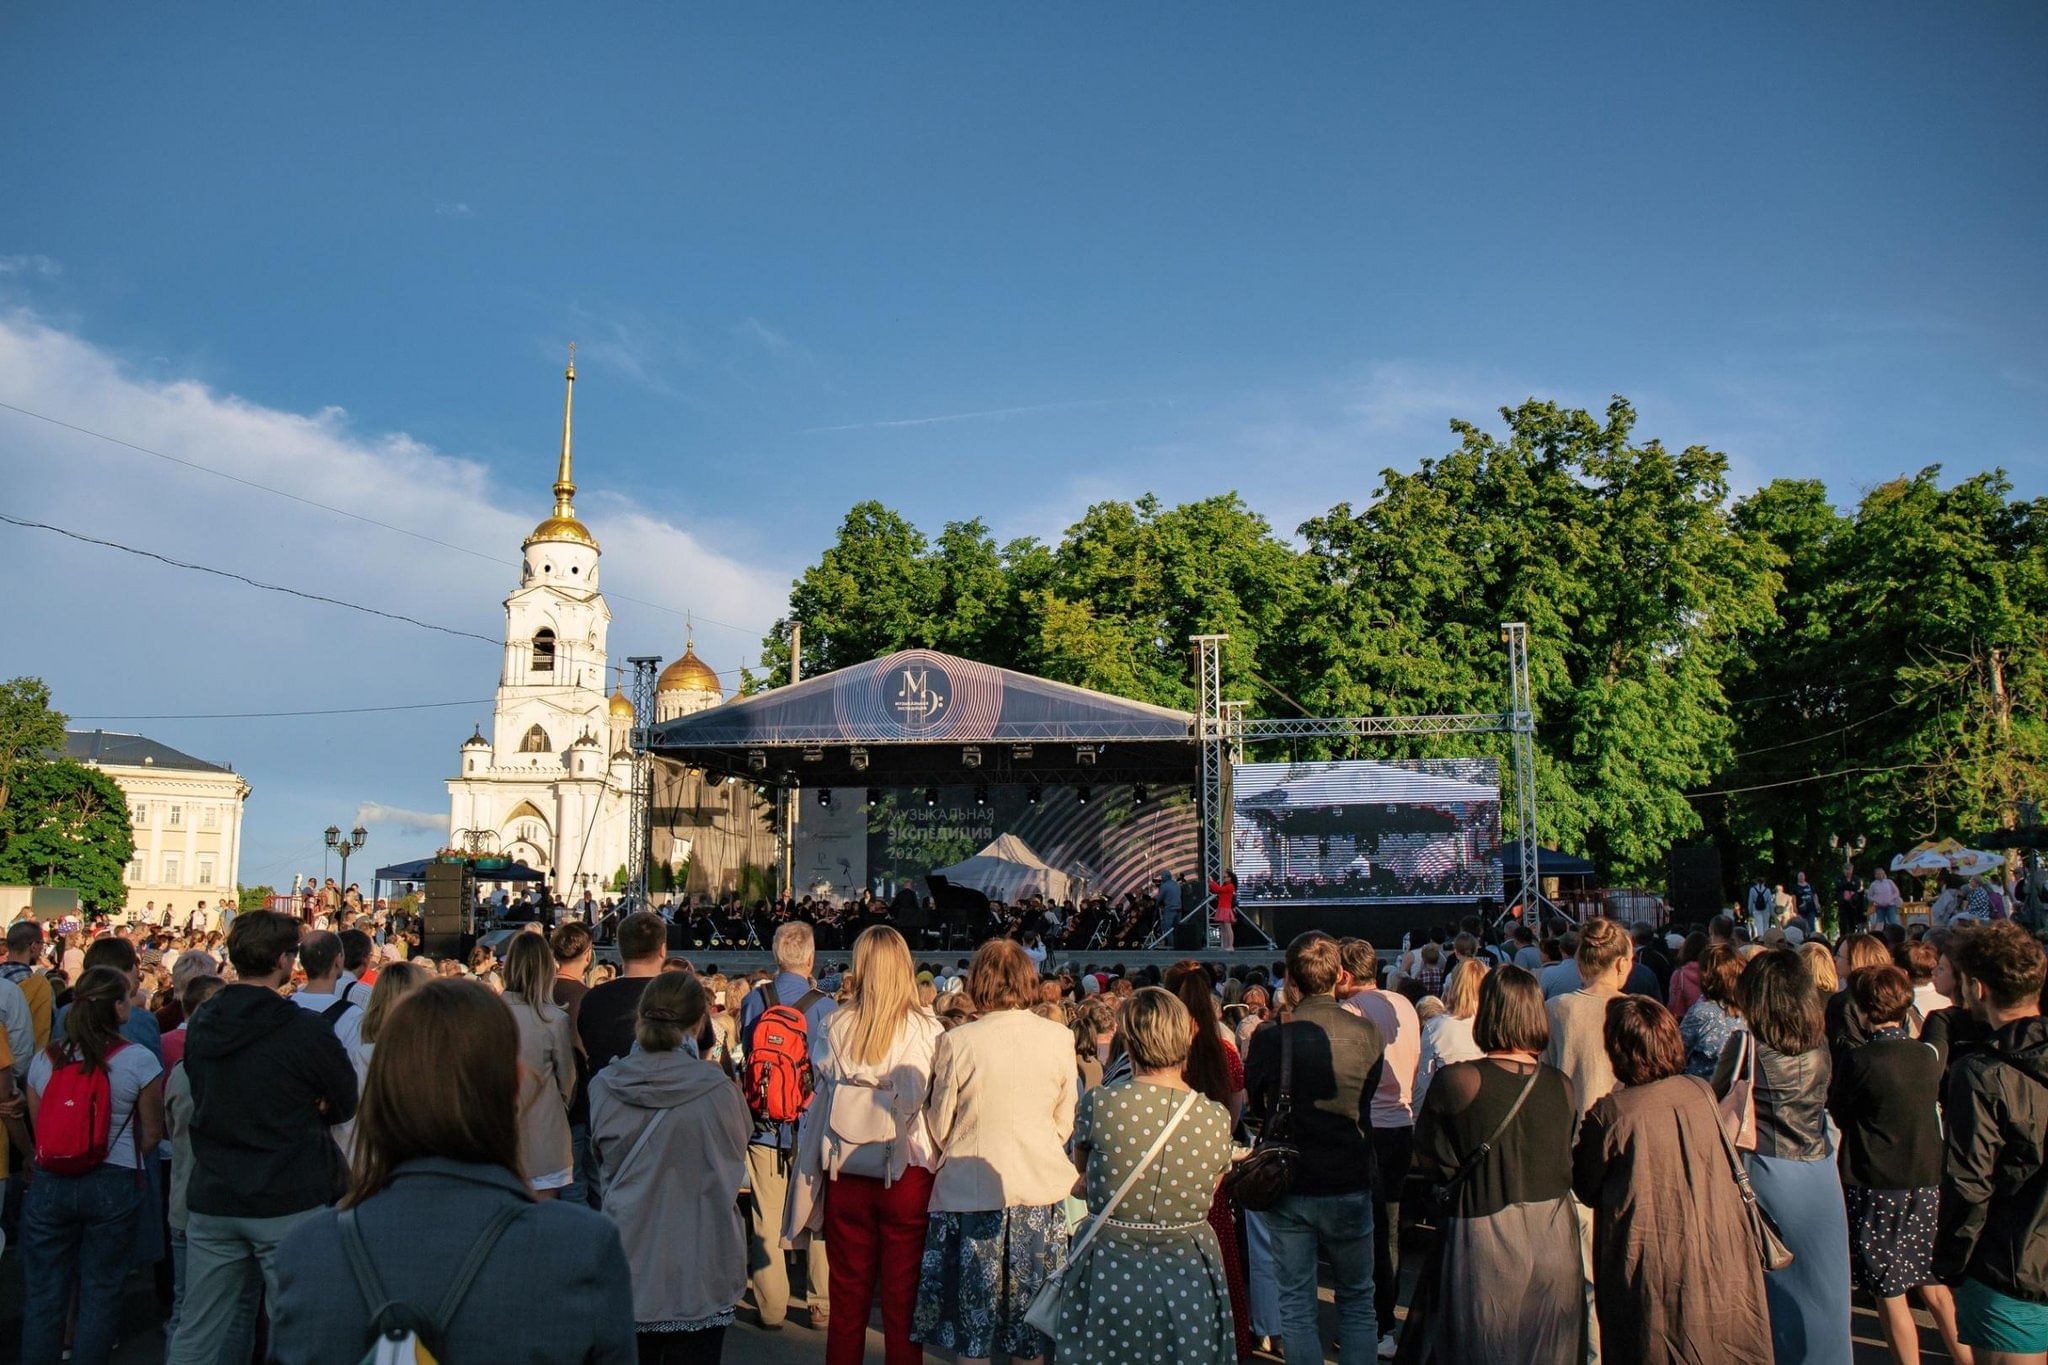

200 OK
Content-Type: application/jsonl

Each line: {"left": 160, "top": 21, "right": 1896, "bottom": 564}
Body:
{"left": 1699, "top": 1077, "right": 1794, "bottom": 1273}
{"left": 1023, "top": 1089, "right": 1201, "bottom": 1339}
{"left": 1222, "top": 1021, "right": 1298, "bottom": 1212}
{"left": 1716, "top": 1028, "right": 1759, "bottom": 1151}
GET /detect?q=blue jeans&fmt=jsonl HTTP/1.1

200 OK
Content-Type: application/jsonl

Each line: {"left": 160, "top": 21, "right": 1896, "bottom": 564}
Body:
{"left": 566, "top": 1119, "right": 595, "bottom": 1208}
{"left": 21, "top": 1164, "right": 145, "bottom": 1365}
{"left": 1266, "top": 1188, "right": 1376, "bottom": 1365}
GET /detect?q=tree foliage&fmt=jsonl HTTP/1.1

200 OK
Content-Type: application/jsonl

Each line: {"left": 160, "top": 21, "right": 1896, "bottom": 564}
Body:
{"left": 0, "top": 756, "right": 133, "bottom": 911}
{"left": 759, "top": 407, "right": 2045, "bottom": 889}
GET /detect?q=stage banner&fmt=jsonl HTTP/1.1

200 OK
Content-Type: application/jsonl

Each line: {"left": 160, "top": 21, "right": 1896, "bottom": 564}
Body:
{"left": 1232, "top": 759, "right": 1502, "bottom": 906}
{"left": 794, "top": 785, "right": 1199, "bottom": 905}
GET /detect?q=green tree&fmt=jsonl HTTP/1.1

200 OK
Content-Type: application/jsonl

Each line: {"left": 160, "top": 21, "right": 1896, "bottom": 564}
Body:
{"left": 0, "top": 677, "right": 67, "bottom": 817}
{"left": 1290, "top": 400, "right": 1780, "bottom": 881}
{"left": 238, "top": 884, "right": 276, "bottom": 912}
{"left": 0, "top": 758, "right": 133, "bottom": 910}
{"left": 759, "top": 502, "right": 941, "bottom": 684}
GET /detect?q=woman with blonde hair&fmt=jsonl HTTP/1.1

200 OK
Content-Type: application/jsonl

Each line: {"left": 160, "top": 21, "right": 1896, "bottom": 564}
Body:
{"left": 787, "top": 925, "right": 943, "bottom": 1365}
{"left": 336, "top": 960, "right": 429, "bottom": 1158}
{"left": 1413, "top": 956, "right": 1488, "bottom": 1116}
{"left": 1055, "top": 987, "right": 1235, "bottom": 1364}
{"left": 1798, "top": 939, "right": 1839, "bottom": 995}
{"left": 499, "top": 933, "right": 577, "bottom": 1198}
{"left": 914, "top": 937, "right": 1077, "bottom": 1365}
{"left": 592, "top": 970, "right": 751, "bottom": 1363}
{"left": 270, "top": 980, "right": 633, "bottom": 1363}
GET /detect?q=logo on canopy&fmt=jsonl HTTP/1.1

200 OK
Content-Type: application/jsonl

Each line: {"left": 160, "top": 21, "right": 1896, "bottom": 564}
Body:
{"left": 892, "top": 665, "right": 950, "bottom": 732}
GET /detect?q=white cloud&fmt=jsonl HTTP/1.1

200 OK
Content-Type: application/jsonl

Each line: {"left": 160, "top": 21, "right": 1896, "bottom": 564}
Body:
{"left": 804, "top": 398, "right": 1109, "bottom": 434}
{"left": 0, "top": 310, "right": 789, "bottom": 881}
{"left": 354, "top": 802, "right": 446, "bottom": 833}
{"left": 0, "top": 254, "right": 61, "bottom": 278}
{"left": 432, "top": 201, "right": 474, "bottom": 218}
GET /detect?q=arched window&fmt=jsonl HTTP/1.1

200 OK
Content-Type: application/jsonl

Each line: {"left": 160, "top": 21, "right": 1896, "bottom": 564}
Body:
{"left": 520, "top": 724, "right": 551, "bottom": 754}
{"left": 531, "top": 629, "right": 556, "bottom": 673}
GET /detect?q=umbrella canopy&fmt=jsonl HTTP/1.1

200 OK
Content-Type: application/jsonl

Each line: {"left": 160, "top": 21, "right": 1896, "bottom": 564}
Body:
{"left": 1891, "top": 848, "right": 1954, "bottom": 874}
{"left": 1951, "top": 849, "right": 2010, "bottom": 879}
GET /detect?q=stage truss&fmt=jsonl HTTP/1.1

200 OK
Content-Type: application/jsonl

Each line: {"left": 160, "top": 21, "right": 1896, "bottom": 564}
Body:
{"left": 1192, "top": 622, "right": 1561, "bottom": 932}
{"left": 625, "top": 655, "right": 661, "bottom": 910}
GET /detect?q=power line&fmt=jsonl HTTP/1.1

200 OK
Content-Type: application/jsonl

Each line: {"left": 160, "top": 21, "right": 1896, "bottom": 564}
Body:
{"left": 0, "top": 511, "right": 501, "bottom": 646}
{"left": 0, "top": 399, "right": 765, "bottom": 639}
{"left": 1685, "top": 760, "right": 1933, "bottom": 799}
{"left": 1727, "top": 698, "right": 1911, "bottom": 759}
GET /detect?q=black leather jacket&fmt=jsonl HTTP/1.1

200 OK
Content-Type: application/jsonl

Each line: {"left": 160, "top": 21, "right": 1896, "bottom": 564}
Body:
{"left": 1715, "top": 1037, "right": 1831, "bottom": 1161}
{"left": 1935, "top": 1015, "right": 2048, "bottom": 1301}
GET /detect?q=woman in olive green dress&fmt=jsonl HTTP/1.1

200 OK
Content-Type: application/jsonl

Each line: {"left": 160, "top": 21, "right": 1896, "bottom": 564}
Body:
{"left": 1056, "top": 987, "right": 1236, "bottom": 1365}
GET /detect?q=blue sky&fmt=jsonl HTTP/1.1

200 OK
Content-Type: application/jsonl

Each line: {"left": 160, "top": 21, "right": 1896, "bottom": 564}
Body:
{"left": 3, "top": 2, "right": 2044, "bottom": 884}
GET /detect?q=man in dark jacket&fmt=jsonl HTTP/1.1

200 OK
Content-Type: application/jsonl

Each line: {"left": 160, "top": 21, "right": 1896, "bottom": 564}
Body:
{"left": 1933, "top": 920, "right": 2048, "bottom": 1358}
{"left": 1246, "top": 931, "right": 1385, "bottom": 1365}
{"left": 171, "top": 910, "right": 358, "bottom": 1365}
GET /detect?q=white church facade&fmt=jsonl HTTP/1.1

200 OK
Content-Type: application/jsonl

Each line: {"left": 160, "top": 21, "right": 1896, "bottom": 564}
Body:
{"left": 445, "top": 352, "right": 729, "bottom": 896}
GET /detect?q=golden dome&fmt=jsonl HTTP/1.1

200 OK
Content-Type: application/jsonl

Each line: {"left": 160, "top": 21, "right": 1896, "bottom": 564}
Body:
{"left": 524, "top": 514, "right": 599, "bottom": 550}
{"left": 657, "top": 646, "right": 723, "bottom": 696}
{"left": 608, "top": 688, "right": 635, "bottom": 718}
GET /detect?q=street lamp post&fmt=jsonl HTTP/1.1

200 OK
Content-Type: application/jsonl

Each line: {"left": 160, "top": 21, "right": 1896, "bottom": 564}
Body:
{"left": 325, "top": 824, "right": 368, "bottom": 907}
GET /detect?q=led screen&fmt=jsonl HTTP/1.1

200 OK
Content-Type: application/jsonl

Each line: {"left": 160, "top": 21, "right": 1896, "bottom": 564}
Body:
{"left": 1231, "top": 759, "right": 1502, "bottom": 905}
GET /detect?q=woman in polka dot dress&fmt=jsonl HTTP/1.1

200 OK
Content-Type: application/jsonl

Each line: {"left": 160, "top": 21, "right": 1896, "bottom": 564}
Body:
{"left": 1056, "top": 987, "right": 1235, "bottom": 1365}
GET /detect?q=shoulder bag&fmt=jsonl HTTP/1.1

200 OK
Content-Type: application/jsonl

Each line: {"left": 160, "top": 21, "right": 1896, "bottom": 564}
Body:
{"left": 338, "top": 1199, "right": 526, "bottom": 1364}
{"left": 1716, "top": 1027, "right": 1759, "bottom": 1151}
{"left": 1697, "top": 1076, "right": 1794, "bottom": 1273}
{"left": 1023, "top": 1089, "right": 1201, "bottom": 1339}
{"left": 1222, "top": 1021, "right": 1297, "bottom": 1211}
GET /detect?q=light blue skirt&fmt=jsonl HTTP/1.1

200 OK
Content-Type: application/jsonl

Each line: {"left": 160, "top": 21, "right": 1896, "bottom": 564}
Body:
{"left": 1746, "top": 1153, "right": 1853, "bottom": 1365}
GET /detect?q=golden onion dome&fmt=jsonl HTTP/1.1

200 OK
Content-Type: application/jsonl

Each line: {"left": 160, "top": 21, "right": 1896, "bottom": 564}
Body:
{"left": 524, "top": 514, "right": 599, "bottom": 550}
{"left": 608, "top": 688, "right": 635, "bottom": 718}
{"left": 657, "top": 646, "right": 723, "bottom": 697}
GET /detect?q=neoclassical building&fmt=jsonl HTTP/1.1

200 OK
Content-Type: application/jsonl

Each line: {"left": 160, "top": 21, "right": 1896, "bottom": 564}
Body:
{"left": 65, "top": 730, "right": 251, "bottom": 916}
{"left": 445, "top": 355, "right": 765, "bottom": 896}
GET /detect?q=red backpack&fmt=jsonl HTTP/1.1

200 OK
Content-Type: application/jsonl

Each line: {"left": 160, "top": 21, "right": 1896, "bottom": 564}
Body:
{"left": 35, "top": 1042, "right": 132, "bottom": 1176}
{"left": 743, "top": 982, "right": 825, "bottom": 1126}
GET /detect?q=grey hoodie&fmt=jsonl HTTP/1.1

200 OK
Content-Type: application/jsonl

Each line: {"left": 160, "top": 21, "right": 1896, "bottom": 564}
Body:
{"left": 589, "top": 1046, "right": 751, "bottom": 1326}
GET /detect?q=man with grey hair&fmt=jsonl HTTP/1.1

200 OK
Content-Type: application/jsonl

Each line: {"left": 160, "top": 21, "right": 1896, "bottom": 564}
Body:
{"left": 737, "top": 920, "right": 834, "bottom": 1329}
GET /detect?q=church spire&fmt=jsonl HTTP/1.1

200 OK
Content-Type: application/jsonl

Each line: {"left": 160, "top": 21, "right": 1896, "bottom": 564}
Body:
{"left": 552, "top": 342, "right": 577, "bottom": 518}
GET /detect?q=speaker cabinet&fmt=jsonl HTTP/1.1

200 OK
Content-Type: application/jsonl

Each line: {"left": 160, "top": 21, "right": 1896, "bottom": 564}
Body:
{"left": 1667, "top": 845, "right": 1724, "bottom": 920}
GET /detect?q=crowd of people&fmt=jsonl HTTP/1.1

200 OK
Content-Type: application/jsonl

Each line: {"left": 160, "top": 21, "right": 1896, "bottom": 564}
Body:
{"left": 8, "top": 887, "right": 2048, "bottom": 1363}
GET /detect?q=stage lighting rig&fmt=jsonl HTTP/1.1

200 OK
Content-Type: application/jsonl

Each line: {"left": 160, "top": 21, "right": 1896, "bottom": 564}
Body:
{"left": 961, "top": 745, "right": 982, "bottom": 769}
{"left": 1076, "top": 786, "right": 1093, "bottom": 805}
{"left": 1075, "top": 746, "right": 1097, "bottom": 766}
{"left": 1026, "top": 785, "right": 1042, "bottom": 804}
{"left": 747, "top": 750, "right": 768, "bottom": 773}
{"left": 974, "top": 785, "right": 989, "bottom": 807}
{"left": 1011, "top": 744, "right": 1034, "bottom": 760}
{"left": 802, "top": 746, "right": 825, "bottom": 763}
{"left": 866, "top": 788, "right": 881, "bottom": 807}
{"left": 849, "top": 746, "right": 870, "bottom": 772}
{"left": 924, "top": 788, "right": 939, "bottom": 807}
{"left": 817, "top": 788, "right": 832, "bottom": 807}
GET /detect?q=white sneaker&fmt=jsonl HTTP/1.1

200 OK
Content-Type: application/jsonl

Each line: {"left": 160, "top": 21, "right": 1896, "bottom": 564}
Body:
{"left": 1378, "top": 1331, "right": 1399, "bottom": 1359}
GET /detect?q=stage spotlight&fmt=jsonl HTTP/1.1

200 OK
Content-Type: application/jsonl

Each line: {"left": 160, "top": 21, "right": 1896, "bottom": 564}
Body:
{"left": 1076, "top": 786, "right": 1093, "bottom": 805}
{"left": 924, "top": 788, "right": 938, "bottom": 807}
{"left": 747, "top": 750, "right": 768, "bottom": 773}
{"left": 1134, "top": 784, "right": 1149, "bottom": 804}
{"left": 866, "top": 787, "right": 881, "bottom": 807}
{"left": 801, "top": 746, "right": 825, "bottom": 763}
{"left": 849, "top": 746, "right": 870, "bottom": 773}
{"left": 1011, "top": 744, "right": 1034, "bottom": 760}
{"left": 817, "top": 788, "right": 833, "bottom": 808}
{"left": 1026, "top": 785, "right": 1042, "bottom": 804}
{"left": 1075, "top": 746, "right": 1097, "bottom": 767}
{"left": 974, "top": 785, "right": 989, "bottom": 807}
{"left": 961, "top": 745, "right": 982, "bottom": 769}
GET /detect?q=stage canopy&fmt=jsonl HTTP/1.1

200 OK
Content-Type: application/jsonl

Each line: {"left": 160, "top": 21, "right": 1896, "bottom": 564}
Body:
{"left": 649, "top": 648, "right": 1198, "bottom": 787}
{"left": 930, "top": 834, "right": 1076, "bottom": 905}
{"left": 372, "top": 856, "right": 547, "bottom": 884}
{"left": 1498, "top": 846, "right": 1597, "bottom": 881}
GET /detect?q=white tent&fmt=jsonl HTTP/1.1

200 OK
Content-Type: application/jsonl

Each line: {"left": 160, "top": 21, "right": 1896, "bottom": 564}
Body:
{"left": 931, "top": 834, "right": 1075, "bottom": 905}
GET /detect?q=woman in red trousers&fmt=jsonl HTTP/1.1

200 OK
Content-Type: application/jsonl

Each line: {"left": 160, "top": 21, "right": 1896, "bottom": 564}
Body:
{"left": 785, "top": 927, "right": 943, "bottom": 1365}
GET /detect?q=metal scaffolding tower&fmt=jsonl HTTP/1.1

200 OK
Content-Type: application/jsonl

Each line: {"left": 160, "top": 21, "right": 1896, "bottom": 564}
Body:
{"left": 1192, "top": 621, "right": 1561, "bottom": 933}
{"left": 625, "top": 655, "right": 661, "bottom": 909}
